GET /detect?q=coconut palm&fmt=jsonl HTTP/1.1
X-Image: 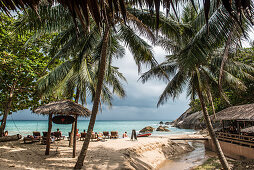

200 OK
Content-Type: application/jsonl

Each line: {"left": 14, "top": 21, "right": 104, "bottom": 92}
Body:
{"left": 1, "top": 0, "right": 253, "bottom": 32}
{"left": 139, "top": 3, "right": 253, "bottom": 169}
{"left": 17, "top": 3, "right": 157, "bottom": 168}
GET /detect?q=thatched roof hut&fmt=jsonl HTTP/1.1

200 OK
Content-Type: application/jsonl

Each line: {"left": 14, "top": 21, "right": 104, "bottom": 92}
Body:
{"left": 241, "top": 126, "right": 254, "bottom": 133}
{"left": 34, "top": 100, "right": 91, "bottom": 117}
{"left": 33, "top": 100, "right": 91, "bottom": 156}
{"left": 215, "top": 103, "right": 254, "bottom": 121}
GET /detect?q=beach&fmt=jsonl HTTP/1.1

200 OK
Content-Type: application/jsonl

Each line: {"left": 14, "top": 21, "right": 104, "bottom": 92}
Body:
{"left": 0, "top": 134, "right": 207, "bottom": 169}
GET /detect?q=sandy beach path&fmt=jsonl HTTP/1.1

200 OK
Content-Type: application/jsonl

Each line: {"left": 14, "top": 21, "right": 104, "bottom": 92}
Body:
{"left": 0, "top": 135, "right": 199, "bottom": 169}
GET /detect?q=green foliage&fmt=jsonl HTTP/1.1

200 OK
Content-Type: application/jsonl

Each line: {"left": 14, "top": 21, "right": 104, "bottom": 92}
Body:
{"left": 189, "top": 97, "right": 228, "bottom": 115}
{"left": 194, "top": 157, "right": 222, "bottom": 170}
{"left": 189, "top": 47, "right": 254, "bottom": 113}
{"left": 0, "top": 13, "right": 58, "bottom": 116}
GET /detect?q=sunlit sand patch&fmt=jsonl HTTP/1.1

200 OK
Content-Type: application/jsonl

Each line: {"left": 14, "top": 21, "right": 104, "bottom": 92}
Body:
{"left": 46, "top": 157, "right": 76, "bottom": 161}
{"left": 0, "top": 146, "right": 27, "bottom": 152}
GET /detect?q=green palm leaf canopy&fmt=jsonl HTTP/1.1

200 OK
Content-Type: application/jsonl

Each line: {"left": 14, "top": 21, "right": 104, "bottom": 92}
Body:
{"left": 33, "top": 100, "right": 91, "bottom": 117}
{"left": 1, "top": 0, "right": 252, "bottom": 30}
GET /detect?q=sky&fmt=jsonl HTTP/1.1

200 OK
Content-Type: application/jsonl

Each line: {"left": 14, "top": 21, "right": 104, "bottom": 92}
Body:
{"left": 6, "top": 45, "right": 190, "bottom": 121}
{"left": 4, "top": 27, "right": 254, "bottom": 121}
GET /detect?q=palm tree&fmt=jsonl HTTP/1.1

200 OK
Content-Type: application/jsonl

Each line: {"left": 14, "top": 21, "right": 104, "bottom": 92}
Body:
{"left": 17, "top": 3, "right": 157, "bottom": 168}
{"left": 1, "top": 0, "right": 252, "bottom": 32}
{"left": 139, "top": 3, "right": 253, "bottom": 170}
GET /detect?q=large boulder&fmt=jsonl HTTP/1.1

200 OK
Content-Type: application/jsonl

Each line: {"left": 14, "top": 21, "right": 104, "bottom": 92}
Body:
{"left": 165, "top": 122, "right": 171, "bottom": 125}
{"left": 139, "top": 126, "right": 154, "bottom": 133}
{"left": 159, "top": 121, "right": 163, "bottom": 125}
{"left": 156, "top": 126, "right": 170, "bottom": 132}
{"left": 172, "top": 108, "right": 221, "bottom": 130}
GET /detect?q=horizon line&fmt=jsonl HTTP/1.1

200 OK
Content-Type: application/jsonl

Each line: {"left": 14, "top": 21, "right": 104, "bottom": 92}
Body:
{"left": 7, "top": 119, "right": 173, "bottom": 121}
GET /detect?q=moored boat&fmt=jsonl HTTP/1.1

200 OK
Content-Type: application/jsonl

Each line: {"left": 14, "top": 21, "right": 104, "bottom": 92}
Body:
{"left": 137, "top": 133, "right": 151, "bottom": 137}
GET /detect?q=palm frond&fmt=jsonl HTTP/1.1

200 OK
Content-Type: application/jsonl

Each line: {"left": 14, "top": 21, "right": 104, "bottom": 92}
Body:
{"left": 119, "top": 23, "right": 156, "bottom": 72}
{"left": 157, "top": 69, "right": 187, "bottom": 106}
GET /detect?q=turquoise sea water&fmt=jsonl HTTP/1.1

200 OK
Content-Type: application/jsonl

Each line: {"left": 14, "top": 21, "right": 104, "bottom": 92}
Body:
{"left": 5, "top": 120, "right": 195, "bottom": 137}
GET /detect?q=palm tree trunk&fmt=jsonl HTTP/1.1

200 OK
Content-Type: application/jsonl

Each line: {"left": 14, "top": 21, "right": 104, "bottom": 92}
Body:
{"left": 74, "top": 26, "right": 110, "bottom": 169}
{"left": 197, "top": 88, "right": 230, "bottom": 170}
{"left": 206, "top": 89, "right": 217, "bottom": 120}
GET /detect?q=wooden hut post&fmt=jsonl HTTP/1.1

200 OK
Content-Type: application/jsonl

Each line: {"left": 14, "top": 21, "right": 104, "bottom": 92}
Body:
{"left": 222, "top": 120, "right": 225, "bottom": 132}
{"left": 69, "top": 122, "right": 75, "bottom": 147}
{"left": 73, "top": 115, "right": 78, "bottom": 158}
{"left": 45, "top": 113, "right": 53, "bottom": 155}
{"left": 237, "top": 121, "right": 240, "bottom": 134}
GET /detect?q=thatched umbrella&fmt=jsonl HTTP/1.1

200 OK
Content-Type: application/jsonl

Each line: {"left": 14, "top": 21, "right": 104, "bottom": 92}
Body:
{"left": 34, "top": 100, "right": 91, "bottom": 157}
{"left": 34, "top": 100, "right": 91, "bottom": 116}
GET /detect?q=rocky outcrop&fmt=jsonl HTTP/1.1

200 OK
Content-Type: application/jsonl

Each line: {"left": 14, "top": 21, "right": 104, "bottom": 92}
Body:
{"left": 165, "top": 122, "right": 171, "bottom": 125}
{"left": 156, "top": 126, "right": 170, "bottom": 132}
{"left": 171, "top": 108, "right": 206, "bottom": 130}
{"left": 172, "top": 108, "right": 221, "bottom": 130}
{"left": 159, "top": 121, "right": 163, "bottom": 125}
{"left": 139, "top": 126, "right": 154, "bottom": 133}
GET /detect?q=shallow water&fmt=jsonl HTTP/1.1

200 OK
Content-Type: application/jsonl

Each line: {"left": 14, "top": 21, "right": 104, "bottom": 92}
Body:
{"left": 5, "top": 120, "right": 196, "bottom": 137}
{"left": 158, "top": 141, "right": 215, "bottom": 170}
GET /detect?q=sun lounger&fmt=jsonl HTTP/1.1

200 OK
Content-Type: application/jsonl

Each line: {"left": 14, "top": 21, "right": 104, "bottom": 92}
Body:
{"left": 53, "top": 132, "right": 65, "bottom": 141}
{"left": 110, "top": 131, "right": 119, "bottom": 139}
{"left": 103, "top": 131, "right": 110, "bottom": 139}
{"left": 41, "top": 132, "right": 55, "bottom": 144}
{"left": 80, "top": 132, "right": 87, "bottom": 141}
{"left": 33, "top": 131, "right": 42, "bottom": 142}
{"left": 90, "top": 133, "right": 98, "bottom": 141}
{"left": 23, "top": 135, "right": 34, "bottom": 144}
{"left": 23, "top": 132, "right": 41, "bottom": 144}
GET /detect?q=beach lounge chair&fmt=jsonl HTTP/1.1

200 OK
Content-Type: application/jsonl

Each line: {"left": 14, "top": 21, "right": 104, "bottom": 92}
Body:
{"left": 33, "top": 131, "right": 42, "bottom": 142}
{"left": 23, "top": 135, "right": 34, "bottom": 144}
{"left": 41, "top": 132, "right": 55, "bottom": 144}
{"left": 110, "top": 131, "right": 119, "bottom": 139}
{"left": 103, "top": 131, "right": 110, "bottom": 139}
{"left": 80, "top": 132, "right": 87, "bottom": 141}
{"left": 90, "top": 133, "right": 98, "bottom": 141}
{"left": 98, "top": 133, "right": 106, "bottom": 141}
{"left": 23, "top": 132, "right": 41, "bottom": 144}
{"left": 53, "top": 132, "right": 65, "bottom": 141}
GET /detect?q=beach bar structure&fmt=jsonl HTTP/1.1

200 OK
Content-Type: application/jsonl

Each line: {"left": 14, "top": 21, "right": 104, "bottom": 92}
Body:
{"left": 34, "top": 100, "right": 91, "bottom": 157}
{"left": 205, "top": 103, "right": 254, "bottom": 159}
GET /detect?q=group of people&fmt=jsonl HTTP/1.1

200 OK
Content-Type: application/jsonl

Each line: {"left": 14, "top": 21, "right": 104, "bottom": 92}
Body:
{"left": 75, "top": 129, "right": 128, "bottom": 138}
{"left": 2, "top": 128, "right": 128, "bottom": 139}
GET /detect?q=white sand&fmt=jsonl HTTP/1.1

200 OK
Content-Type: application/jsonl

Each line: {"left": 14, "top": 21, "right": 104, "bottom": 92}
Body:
{"left": 0, "top": 135, "right": 205, "bottom": 170}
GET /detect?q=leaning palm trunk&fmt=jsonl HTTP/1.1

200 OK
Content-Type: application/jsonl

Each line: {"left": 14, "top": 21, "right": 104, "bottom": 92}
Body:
{"left": 197, "top": 88, "right": 230, "bottom": 170}
{"left": 74, "top": 26, "right": 110, "bottom": 169}
{"left": 206, "top": 89, "right": 217, "bottom": 120}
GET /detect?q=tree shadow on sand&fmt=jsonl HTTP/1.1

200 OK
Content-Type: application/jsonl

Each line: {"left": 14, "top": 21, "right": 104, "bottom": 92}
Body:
{"left": 0, "top": 140, "right": 139, "bottom": 169}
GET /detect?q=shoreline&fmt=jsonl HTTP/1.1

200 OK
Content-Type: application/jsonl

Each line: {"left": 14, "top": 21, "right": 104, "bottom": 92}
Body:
{"left": 0, "top": 134, "right": 206, "bottom": 169}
